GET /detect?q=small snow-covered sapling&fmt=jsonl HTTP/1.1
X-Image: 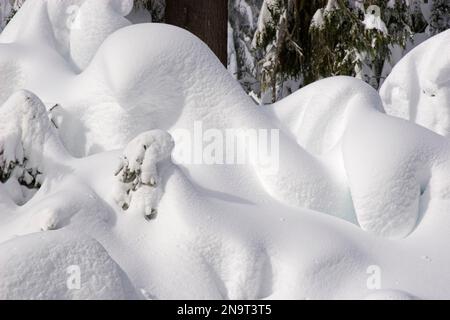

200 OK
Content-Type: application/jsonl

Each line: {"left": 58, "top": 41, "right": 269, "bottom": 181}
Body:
{"left": 114, "top": 130, "right": 174, "bottom": 220}
{"left": 0, "top": 90, "right": 50, "bottom": 193}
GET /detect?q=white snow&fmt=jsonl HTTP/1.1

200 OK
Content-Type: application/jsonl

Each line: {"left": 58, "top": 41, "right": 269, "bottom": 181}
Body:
{"left": 381, "top": 30, "right": 450, "bottom": 137}
{"left": 310, "top": 9, "right": 325, "bottom": 29}
{"left": 363, "top": 6, "right": 388, "bottom": 34}
{"left": 0, "top": 90, "right": 64, "bottom": 204}
{"left": 114, "top": 130, "right": 174, "bottom": 219}
{"left": 365, "top": 289, "right": 416, "bottom": 300}
{"left": 0, "top": 230, "right": 141, "bottom": 299}
{"left": 380, "top": 31, "right": 450, "bottom": 137}
{"left": 252, "top": 0, "right": 277, "bottom": 48}
{"left": 0, "top": 2, "right": 449, "bottom": 300}
{"left": 70, "top": 0, "right": 132, "bottom": 71}
{"left": 325, "top": 0, "right": 339, "bottom": 12}
{"left": 386, "top": 0, "right": 396, "bottom": 9}
{"left": 227, "top": 21, "right": 238, "bottom": 78}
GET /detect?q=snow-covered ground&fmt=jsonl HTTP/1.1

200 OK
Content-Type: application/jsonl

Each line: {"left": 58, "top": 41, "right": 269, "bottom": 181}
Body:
{"left": 0, "top": 0, "right": 450, "bottom": 300}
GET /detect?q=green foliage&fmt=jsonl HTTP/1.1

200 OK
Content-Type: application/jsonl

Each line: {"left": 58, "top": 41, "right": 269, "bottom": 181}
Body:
{"left": 253, "top": 0, "right": 443, "bottom": 101}
{"left": 310, "top": 0, "right": 415, "bottom": 88}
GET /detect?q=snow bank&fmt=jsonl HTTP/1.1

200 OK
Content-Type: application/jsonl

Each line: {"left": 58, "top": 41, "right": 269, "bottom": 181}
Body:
{"left": 0, "top": 1, "right": 450, "bottom": 300}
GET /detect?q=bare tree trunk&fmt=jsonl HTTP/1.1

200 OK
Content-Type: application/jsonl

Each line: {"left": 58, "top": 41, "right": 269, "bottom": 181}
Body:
{"left": 165, "top": 0, "right": 228, "bottom": 66}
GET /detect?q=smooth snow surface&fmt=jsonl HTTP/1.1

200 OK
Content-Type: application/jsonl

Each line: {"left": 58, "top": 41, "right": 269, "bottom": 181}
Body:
{"left": 363, "top": 6, "right": 388, "bottom": 34}
{"left": 381, "top": 30, "right": 450, "bottom": 137}
{"left": 0, "top": 2, "right": 450, "bottom": 300}
{"left": 0, "top": 230, "right": 141, "bottom": 299}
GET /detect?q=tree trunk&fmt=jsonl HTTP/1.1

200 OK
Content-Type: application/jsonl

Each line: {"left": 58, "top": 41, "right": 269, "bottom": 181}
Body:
{"left": 165, "top": 0, "right": 228, "bottom": 66}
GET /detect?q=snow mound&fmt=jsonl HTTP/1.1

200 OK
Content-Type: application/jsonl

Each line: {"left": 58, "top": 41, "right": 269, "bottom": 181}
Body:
{"left": 0, "top": 91, "right": 54, "bottom": 204}
{"left": 0, "top": 91, "right": 50, "bottom": 170}
{"left": 381, "top": 30, "right": 450, "bottom": 136}
{"left": 365, "top": 289, "right": 416, "bottom": 300}
{"left": 270, "top": 75, "right": 450, "bottom": 238}
{"left": 0, "top": 230, "right": 140, "bottom": 299}
{"left": 0, "top": 0, "right": 132, "bottom": 69}
{"left": 0, "top": 2, "right": 450, "bottom": 300}
{"left": 70, "top": 0, "right": 132, "bottom": 70}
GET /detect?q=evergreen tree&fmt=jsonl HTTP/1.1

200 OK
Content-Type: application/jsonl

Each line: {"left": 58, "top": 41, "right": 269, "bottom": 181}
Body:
{"left": 252, "top": 0, "right": 449, "bottom": 102}
{"left": 228, "top": 0, "right": 263, "bottom": 96}
{"left": 253, "top": 0, "right": 324, "bottom": 102}
{"left": 429, "top": 0, "right": 450, "bottom": 34}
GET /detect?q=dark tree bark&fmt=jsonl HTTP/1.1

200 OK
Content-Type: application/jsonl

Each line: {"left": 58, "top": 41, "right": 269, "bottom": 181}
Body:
{"left": 165, "top": 0, "right": 228, "bottom": 66}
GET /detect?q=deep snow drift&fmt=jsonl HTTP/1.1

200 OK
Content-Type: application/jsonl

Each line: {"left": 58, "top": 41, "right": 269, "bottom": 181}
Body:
{"left": 0, "top": 0, "right": 450, "bottom": 300}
